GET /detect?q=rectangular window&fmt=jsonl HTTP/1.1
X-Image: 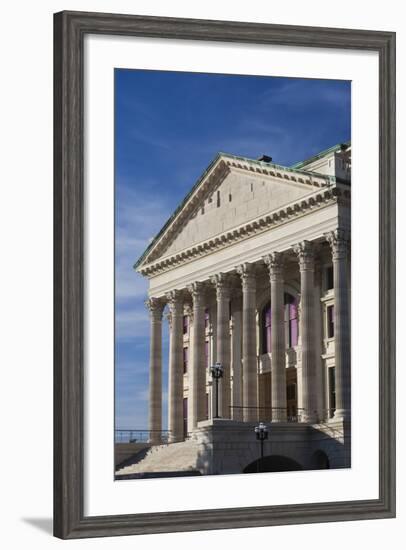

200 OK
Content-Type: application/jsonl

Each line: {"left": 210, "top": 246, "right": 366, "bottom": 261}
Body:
{"left": 328, "top": 367, "right": 336, "bottom": 418}
{"left": 206, "top": 393, "right": 209, "bottom": 420}
{"left": 327, "top": 305, "right": 335, "bottom": 338}
{"left": 288, "top": 302, "right": 298, "bottom": 347}
{"left": 286, "top": 383, "right": 296, "bottom": 401}
{"left": 183, "top": 397, "right": 188, "bottom": 438}
{"left": 229, "top": 193, "right": 232, "bottom": 202}
{"left": 326, "top": 265, "right": 334, "bottom": 290}
{"left": 216, "top": 190, "right": 220, "bottom": 207}
{"left": 264, "top": 306, "right": 271, "bottom": 353}
{"left": 183, "top": 315, "right": 189, "bottom": 335}
{"left": 204, "top": 308, "right": 210, "bottom": 329}
{"left": 183, "top": 347, "right": 189, "bottom": 374}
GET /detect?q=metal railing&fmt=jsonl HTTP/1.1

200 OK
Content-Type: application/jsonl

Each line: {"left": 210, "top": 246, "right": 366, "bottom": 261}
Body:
{"left": 115, "top": 429, "right": 171, "bottom": 443}
{"left": 229, "top": 406, "right": 337, "bottom": 423}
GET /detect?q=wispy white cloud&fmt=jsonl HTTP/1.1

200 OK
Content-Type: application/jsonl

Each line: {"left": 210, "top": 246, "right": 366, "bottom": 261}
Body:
{"left": 129, "top": 127, "right": 172, "bottom": 150}
{"left": 115, "top": 308, "right": 150, "bottom": 342}
{"left": 259, "top": 80, "right": 350, "bottom": 109}
{"left": 115, "top": 184, "right": 174, "bottom": 302}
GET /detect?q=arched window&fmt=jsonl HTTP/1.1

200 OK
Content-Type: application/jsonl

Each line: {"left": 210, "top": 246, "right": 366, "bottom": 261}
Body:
{"left": 261, "top": 293, "right": 298, "bottom": 353}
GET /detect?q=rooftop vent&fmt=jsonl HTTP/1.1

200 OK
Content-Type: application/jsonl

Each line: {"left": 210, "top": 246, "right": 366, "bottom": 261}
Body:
{"left": 257, "top": 155, "right": 273, "bottom": 163}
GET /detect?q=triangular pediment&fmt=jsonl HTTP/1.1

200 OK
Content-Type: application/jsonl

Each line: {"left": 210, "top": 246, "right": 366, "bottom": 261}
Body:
{"left": 135, "top": 154, "right": 333, "bottom": 270}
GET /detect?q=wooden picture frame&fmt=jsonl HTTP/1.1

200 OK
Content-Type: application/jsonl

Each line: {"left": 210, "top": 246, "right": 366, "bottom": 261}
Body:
{"left": 54, "top": 10, "right": 396, "bottom": 539}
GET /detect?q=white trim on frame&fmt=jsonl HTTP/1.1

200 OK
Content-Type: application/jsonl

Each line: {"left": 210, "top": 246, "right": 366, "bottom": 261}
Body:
{"left": 84, "top": 33, "right": 379, "bottom": 517}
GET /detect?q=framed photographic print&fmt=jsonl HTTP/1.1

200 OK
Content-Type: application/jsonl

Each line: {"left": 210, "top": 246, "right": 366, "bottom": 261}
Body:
{"left": 54, "top": 10, "right": 396, "bottom": 539}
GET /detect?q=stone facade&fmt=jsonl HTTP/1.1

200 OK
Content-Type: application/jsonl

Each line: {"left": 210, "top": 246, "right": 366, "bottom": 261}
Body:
{"left": 134, "top": 142, "right": 351, "bottom": 474}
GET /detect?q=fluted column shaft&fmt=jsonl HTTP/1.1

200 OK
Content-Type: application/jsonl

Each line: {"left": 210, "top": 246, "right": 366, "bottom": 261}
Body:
{"left": 188, "top": 282, "right": 207, "bottom": 431}
{"left": 147, "top": 298, "right": 164, "bottom": 444}
{"left": 326, "top": 230, "right": 351, "bottom": 421}
{"left": 294, "top": 241, "right": 317, "bottom": 423}
{"left": 264, "top": 253, "right": 287, "bottom": 422}
{"left": 166, "top": 290, "right": 184, "bottom": 442}
{"left": 314, "top": 264, "right": 325, "bottom": 421}
{"left": 211, "top": 273, "right": 231, "bottom": 418}
{"left": 237, "top": 263, "right": 257, "bottom": 421}
{"left": 231, "top": 298, "right": 243, "bottom": 421}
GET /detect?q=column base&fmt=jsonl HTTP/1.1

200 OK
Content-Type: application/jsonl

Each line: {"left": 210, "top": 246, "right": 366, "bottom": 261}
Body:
{"left": 168, "top": 436, "right": 184, "bottom": 444}
{"left": 243, "top": 411, "right": 258, "bottom": 422}
{"left": 299, "top": 415, "right": 318, "bottom": 424}
{"left": 333, "top": 408, "right": 350, "bottom": 422}
{"left": 271, "top": 413, "right": 287, "bottom": 423}
{"left": 148, "top": 437, "right": 162, "bottom": 445}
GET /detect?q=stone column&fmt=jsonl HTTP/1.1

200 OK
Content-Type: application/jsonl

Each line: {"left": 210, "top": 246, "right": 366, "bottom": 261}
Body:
{"left": 326, "top": 229, "right": 351, "bottom": 421}
{"left": 237, "top": 263, "right": 257, "bottom": 421}
{"left": 314, "top": 262, "right": 325, "bottom": 421}
{"left": 166, "top": 290, "right": 184, "bottom": 442}
{"left": 187, "top": 281, "right": 207, "bottom": 431}
{"left": 208, "top": 299, "right": 217, "bottom": 419}
{"left": 264, "top": 252, "right": 287, "bottom": 422}
{"left": 211, "top": 273, "right": 232, "bottom": 418}
{"left": 231, "top": 294, "right": 243, "bottom": 421}
{"left": 146, "top": 297, "right": 165, "bottom": 444}
{"left": 293, "top": 241, "right": 317, "bottom": 423}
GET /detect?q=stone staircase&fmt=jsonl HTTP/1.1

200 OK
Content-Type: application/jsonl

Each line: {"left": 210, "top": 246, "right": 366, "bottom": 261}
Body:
{"left": 115, "top": 438, "right": 201, "bottom": 476}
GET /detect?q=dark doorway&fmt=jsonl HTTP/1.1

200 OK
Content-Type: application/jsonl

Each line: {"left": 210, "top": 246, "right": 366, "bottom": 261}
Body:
{"left": 243, "top": 455, "right": 303, "bottom": 473}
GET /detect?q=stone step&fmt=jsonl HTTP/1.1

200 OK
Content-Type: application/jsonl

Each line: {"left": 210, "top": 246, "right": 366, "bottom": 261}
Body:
{"left": 116, "top": 439, "right": 200, "bottom": 475}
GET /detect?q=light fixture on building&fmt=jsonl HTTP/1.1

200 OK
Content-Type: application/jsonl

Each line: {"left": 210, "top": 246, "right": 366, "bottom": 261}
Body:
{"left": 210, "top": 362, "right": 224, "bottom": 419}
{"left": 255, "top": 422, "right": 269, "bottom": 470}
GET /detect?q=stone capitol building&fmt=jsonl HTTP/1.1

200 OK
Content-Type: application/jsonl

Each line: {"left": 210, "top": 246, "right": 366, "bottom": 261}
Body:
{"left": 116, "top": 142, "right": 351, "bottom": 478}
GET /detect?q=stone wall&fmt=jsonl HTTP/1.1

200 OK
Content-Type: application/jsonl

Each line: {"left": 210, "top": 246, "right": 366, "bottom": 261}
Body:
{"left": 191, "top": 418, "right": 350, "bottom": 475}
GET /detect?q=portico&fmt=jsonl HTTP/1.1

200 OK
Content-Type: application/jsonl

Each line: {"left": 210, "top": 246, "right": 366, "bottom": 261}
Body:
{"left": 137, "top": 143, "right": 351, "bottom": 450}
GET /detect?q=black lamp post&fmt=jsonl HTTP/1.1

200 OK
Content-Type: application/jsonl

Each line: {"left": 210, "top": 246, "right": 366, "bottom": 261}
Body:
{"left": 255, "top": 422, "right": 269, "bottom": 472}
{"left": 210, "top": 362, "right": 224, "bottom": 419}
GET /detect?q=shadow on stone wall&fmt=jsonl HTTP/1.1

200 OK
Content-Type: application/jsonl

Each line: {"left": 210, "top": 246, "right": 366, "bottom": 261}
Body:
{"left": 195, "top": 436, "right": 214, "bottom": 475}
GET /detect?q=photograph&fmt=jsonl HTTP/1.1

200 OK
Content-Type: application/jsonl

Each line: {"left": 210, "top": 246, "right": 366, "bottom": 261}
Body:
{"left": 0, "top": 0, "right": 398, "bottom": 545}
{"left": 114, "top": 69, "right": 352, "bottom": 479}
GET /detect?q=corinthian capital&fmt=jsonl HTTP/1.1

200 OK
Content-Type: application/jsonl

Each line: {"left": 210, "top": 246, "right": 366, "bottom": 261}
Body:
{"left": 187, "top": 281, "right": 206, "bottom": 305}
{"left": 325, "top": 229, "right": 350, "bottom": 260}
{"left": 293, "top": 240, "right": 315, "bottom": 271}
{"left": 145, "top": 297, "right": 165, "bottom": 320}
{"left": 236, "top": 262, "right": 256, "bottom": 290}
{"left": 263, "top": 251, "right": 284, "bottom": 280}
{"left": 165, "top": 289, "right": 183, "bottom": 316}
{"left": 210, "top": 272, "right": 231, "bottom": 299}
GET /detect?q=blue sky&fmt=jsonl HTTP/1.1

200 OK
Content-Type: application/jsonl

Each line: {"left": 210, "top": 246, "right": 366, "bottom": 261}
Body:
{"left": 115, "top": 69, "right": 351, "bottom": 431}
